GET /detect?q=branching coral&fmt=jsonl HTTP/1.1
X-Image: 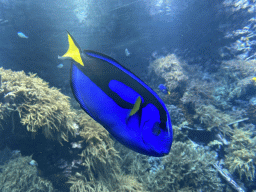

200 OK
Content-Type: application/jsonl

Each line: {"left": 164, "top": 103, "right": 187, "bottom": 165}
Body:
{"left": 220, "top": 60, "right": 256, "bottom": 81}
{"left": 181, "top": 79, "right": 214, "bottom": 106}
{"left": 0, "top": 68, "right": 147, "bottom": 191}
{"left": 0, "top": 103, "right": 13, "bottom": 130}
{"left": 69, "top": 173, "right": 109, "bottom": 192}
{"left": 225, "top": 127, "right": 256, "bottom": 181}
{"left": 194, "top": 104, "right": 235, "bottom": 134}
{"left": 69, "top": 172, "right": 145, "bottom": 192}
{"left": 0, "top": 155, "right": 54, "bottom": 192}
{"left": 148, "top": 54, "right": 188, "bottom": 89}
{"left": 128, "top": 141, "right": 222, "bottom": 192}
{"left": 76, "top": 110, "right": 121, "bottom": 180}
{"left": 247, "top": 102, "right": 256, "bottom": 124}
{"left": 148, "top": 54, "right": 188, "bottom": 103}
{"left": 116, "top": 174, "right": 145, "bottom": 192}
{"left": 216, "top": 60, "right": 256, "bottom": 100}
{"left": 0, "top": 68, "right": 76, "bottom": 142}
{"left": 68, "top": 111, "right": 145, "bottom": 191}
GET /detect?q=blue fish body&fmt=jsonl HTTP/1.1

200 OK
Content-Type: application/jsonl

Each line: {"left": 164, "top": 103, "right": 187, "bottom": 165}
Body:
{"left": 59, "top": 32, "right": 173, "bottom": 157}
{"left": 158, "top": 84, "right": 169, "bottom": 95}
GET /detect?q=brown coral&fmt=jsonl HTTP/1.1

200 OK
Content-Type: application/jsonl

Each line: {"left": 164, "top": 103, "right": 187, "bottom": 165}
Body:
{"left": 69, "top": 172, "right": 145, "bottom": 192}
{"left": 220, "top": 60, "right": 256, "bottom": 80}
{"left": 126, "top": 141, "right": 222, "bottom": 192}
{"left": 72, "top": 111, "right": 120, "bottom": 187}
{"left": 149, "top": 54, "right": 188, "bottom": 90}
{"left": 0, "top": 155, "right": 54, "bottom": 192}
{"left": 193, "top": 104, "right": 235, "bottom": 134}
{"left": 217, "top": 60, "right": 256, "bottom": 100}
{"left": 0, "top": 68, "right": 76, "bottom": 142}
{"left": 247, "top": 103, "right": 256, "bottom": 124}
{"left": 76, "top": 110, "right": 120, "bottom": 180}
{"left": 148, "top": 54, "right": 188, "bottom": 104}
{"left": 225, "top": 127, "right": 256, "bottom": 181}
{"left": 68, "top": 110, "right": 146, "bottom": 191}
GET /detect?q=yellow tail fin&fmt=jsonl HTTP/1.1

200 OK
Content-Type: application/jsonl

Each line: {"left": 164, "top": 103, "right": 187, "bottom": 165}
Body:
{"left": 60, "top": 31, "right": 84, "bottom": 66}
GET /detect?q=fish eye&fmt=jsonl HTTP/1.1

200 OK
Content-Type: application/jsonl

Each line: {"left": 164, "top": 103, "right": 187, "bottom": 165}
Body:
{"left": 152, "top": 122, "right": 161, "bottom": 136}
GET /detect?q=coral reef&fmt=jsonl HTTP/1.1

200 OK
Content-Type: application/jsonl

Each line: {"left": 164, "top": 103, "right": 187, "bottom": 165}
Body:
{"left": 180, "top": 60, "right": 256, "bottom": 112}
{"left": 220, "top": 0, "right": 256, "bottom": 60}
{"left": 0, "top": 68, "right": 82, "bottom": 191}
{"left": 148, "top": 54, "right": 188, "bottom": 104}
{"left": 2, "top": 55, "right": 256, "bottom": 192}
{"left": 247, "top": 99, "right": 256, "bottom": 124}
{"left": 69, "top": 172, "right": 145, "bottom": 192}
{"left": 126, "top": 141, "right": 223, "bottom": 192}
{"left": 213, "top": 161, "right": 246, "bottom": 192}
{"left": 146, "top": 54, "right": 256, "bottom": 190}
{"left": 68, "top": 173, "right": 109, "bottom": 192}
{"left": 0, "top": 155, "right": 54, "bottom": 192}
{"left": 225, "top": 127, "right": 256, "bottom": 181}
{"left": 166, "top": 104, "right": 186, "bottom": 126}
{"left": 219, "top": 60, "right": 256, "bottom": 82}
{"left": 0, "top": 147, "right": 18, "bottom": 166}
{"left": 181, "top": 79, "right": 214, "bottom": 106}
{"left": 0, "top": 68, "right": 148, "bottom": 192}
{"left": 68, "top": 110, "right": 145, "bottom": 191}
{"left": 76, "top": 110, "right": 120, "bottom": 180}
{"left": 193, "top": 104, "right": 235, "bottom": 134}
{"left": 0, "top": 68, "right": 76, "bottom": 143}
{"left": 217, "top": 60, "right": 256, "bottom": 101}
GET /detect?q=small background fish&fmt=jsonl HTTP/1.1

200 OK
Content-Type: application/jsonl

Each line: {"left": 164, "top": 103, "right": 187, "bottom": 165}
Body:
{"left": 57, "top": 64, "right": 63, "bottom": 68}
{"left": 125, "top": 48, "right": 130, "bottom": 56}
{"left": 17, "top": 32, "right": 28, "bottom": 39}
{"left": 158, "top": 84, "right": 170, "bottom": 95}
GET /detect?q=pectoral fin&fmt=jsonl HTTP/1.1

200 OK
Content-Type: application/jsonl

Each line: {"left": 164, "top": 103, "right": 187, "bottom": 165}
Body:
{"left": 126, "top": 96, "right": 142, "bottom": 125}
{"left": 129, "top": 96, "right": 141, "bottom": 117}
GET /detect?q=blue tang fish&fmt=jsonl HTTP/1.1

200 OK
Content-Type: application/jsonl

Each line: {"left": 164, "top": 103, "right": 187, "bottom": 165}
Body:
{"left": 17, "top": 32, "right": 28, "bottom": 38}
{"left": 158, "top": 84, "right": 171, "bottom": 95}
{"left": 58, "top": 32, "right": 173, "bottom": 156}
